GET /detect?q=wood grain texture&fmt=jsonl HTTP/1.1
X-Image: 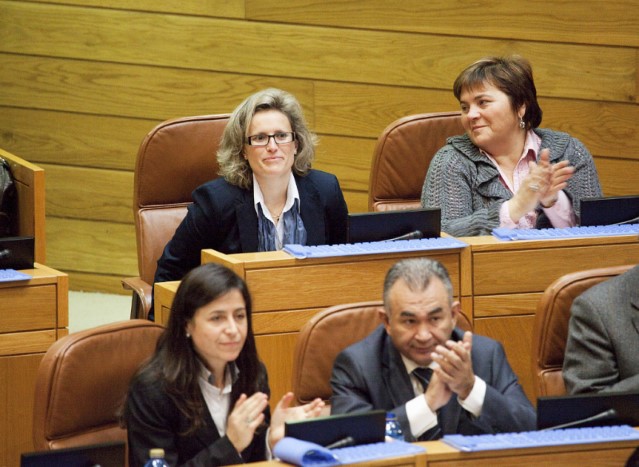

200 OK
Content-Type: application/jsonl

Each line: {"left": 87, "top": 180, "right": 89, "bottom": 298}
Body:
{"left": 1, "top": 2, "right": 635, "bottom": 100}
{"left": 25, "top": 0, "right": 245, "bottom": 18}
{"left": 46, "top": 217, "right": 137, "bottom": 276}
{"left": 473, "top": 243, "right": 639, "bottom": 295}
{"left": 0, "top": 0, "right": 637, "bottom": 296}
{"left": 0, "top": 53, "right": 314, "bottom": 122}
{"left": 0, "top": 107, "right": 156, "bottom": 170}
{"left": 246, "top": 0, "right": 639, "bottom": 48}
{"left": 474, "top": 315, "right": 536, "bottom": 403}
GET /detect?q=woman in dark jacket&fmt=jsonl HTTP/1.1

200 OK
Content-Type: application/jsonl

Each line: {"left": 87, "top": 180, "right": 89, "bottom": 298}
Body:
{"left": 124, "top": 263, "right": 324, "bottom": 466}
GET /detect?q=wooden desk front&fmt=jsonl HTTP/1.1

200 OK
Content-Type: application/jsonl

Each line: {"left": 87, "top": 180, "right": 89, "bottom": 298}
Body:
{"left": 0, "top": 148, "right": 46, "bottom": 263}
{"left": 0, "top": 264, "right": 68, "bottom": 467}
{"left": 462, "top": 234, "right": 639, "bottom": 402}
{"left": 231, "top": 436, "right": 639, "bottom": 466}
{"left": 154, "top": 246, "right": 468, "bottom": 406}
{"left": 155, "top": 234, "right": 639, "bottom": 406}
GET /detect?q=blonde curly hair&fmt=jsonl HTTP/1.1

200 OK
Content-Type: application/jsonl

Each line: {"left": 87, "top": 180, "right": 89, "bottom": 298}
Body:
{"left": 217, "top": 88, "right": 317, "bottom": 189}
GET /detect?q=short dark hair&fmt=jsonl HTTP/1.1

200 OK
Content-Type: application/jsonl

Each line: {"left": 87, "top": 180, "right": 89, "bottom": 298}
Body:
{"left": 383, "top": 258, "right": 454, "bottom": 315}
{"left": 453, "top": 55, "right": 543, "bottom": 130}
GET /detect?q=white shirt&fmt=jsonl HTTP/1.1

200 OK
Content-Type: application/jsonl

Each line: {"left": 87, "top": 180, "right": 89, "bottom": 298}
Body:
{"left": 252, "top": 173, "right": 300, "bottom": 249}
{"left": 197, "top": 362, "right": 273, "bottom": 459}
{"left": 401, "top": 354, "right": 487, "bottom": 438}
{"left": 197, "top": 363, "right": 236, "bottom": 436}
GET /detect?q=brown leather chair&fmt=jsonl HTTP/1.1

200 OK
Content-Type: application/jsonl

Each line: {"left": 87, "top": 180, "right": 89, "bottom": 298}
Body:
{"left": 32, "top": 319, "right": 164, "bottom": 451}
{"left": 532, "top": 264, "right": 634, "bottom": 398}
{"left": 368, "top": 111, "right": 463, "bottom": 212}
{"left": 291, "top": 300, "right": 473, "bottom": 409}
{"left": 121, "top": 114, "right": 230, "bottom": 319}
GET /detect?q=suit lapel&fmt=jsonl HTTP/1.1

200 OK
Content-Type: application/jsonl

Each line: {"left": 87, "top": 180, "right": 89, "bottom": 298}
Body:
{"left": 630, "top": 288, "right": 639, "bottom": 336}
{"left": 236, "top": 190, "right": 259, "bottom": 251}
{"left": 381, "top": 334, "right": 415, "bottom": 407}
{"left": 189, "top": 393, "right": 223, "bottom": 452}
{"left": 624, "top": 267, "right": 639, "bottom": 336}
{"left": 297, "top": 176, "right": 325, "bottom": 245}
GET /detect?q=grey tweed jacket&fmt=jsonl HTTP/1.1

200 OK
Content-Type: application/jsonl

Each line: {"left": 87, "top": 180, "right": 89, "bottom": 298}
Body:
{"left": 421, "top": 128, "right": 602, "bottom": 237}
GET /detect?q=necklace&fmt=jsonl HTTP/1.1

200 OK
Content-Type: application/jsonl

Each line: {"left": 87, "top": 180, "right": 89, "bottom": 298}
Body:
{"left": 271, "top": 206, "right": 285, "bottom": 224}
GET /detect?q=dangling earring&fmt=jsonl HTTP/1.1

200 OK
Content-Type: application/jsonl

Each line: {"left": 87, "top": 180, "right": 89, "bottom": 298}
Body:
{"left": 186, "top": 332, "right": 191, "bottom": 339}
{"left": 519, "top": 117, "right": 526, "bottom": 130}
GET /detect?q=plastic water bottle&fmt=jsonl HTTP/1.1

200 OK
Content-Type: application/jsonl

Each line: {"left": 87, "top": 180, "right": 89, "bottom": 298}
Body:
{"left": 385, "top": 412, "right": 404, "bottom": 441}
{"left": 144, "top": 448, "right": 170, "bottom": 467}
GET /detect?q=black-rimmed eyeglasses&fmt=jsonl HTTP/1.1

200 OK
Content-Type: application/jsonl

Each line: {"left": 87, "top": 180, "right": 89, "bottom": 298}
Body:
{"left": 246, "top": 132, "right": 296, "bottom": 146}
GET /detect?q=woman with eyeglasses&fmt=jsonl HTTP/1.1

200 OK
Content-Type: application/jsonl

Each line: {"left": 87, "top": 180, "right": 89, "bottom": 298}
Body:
{"left": 421, "top": 55, "right": 602, "bottom": 237}
{"left": 124, "top": 262, "right": 325, "bottom": 466}
{"left": 154, "top": 88, "right": 348, "bottom": 286}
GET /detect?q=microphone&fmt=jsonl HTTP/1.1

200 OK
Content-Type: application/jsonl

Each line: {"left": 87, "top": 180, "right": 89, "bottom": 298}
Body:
{"left": 325, "top": 436, "right": 355, "bottom": 449}
{"left": 541, "top": 408, "right": 618, "bottom": 431}
{"left": 387, "top": 230, "right": 423, "bottom": 242}
{"left": 614, "top": 214, "right": 639, "bottom": 225}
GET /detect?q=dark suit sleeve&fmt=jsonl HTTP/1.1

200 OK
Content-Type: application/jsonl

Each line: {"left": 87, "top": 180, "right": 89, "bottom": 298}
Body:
{"left": 331, "top": 350, "right": 407, "bottom": 415}
{"left": 154, "top": 180, "right": 247, "bottom": 284}
{"left": 125, "top": 377, "right": 246, "bottom": 467}
{"left": 471, "top": 337, "right": 536, "bottom": 433}
{"left": 154, "top": 200, "right": 216, "bottom": 284}
{"left": 330, "top": 351, "right": 377, "bottom": 414}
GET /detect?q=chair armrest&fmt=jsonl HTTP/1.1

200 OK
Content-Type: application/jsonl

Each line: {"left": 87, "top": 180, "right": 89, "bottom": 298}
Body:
{"left": 121, "top": 277, "right": 152, "bottom": 319}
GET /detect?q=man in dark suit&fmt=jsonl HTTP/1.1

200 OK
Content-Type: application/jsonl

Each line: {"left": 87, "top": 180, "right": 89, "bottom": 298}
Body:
{"left": 330, "top": 258, "right": 536, "bottom": 441}
{"left": 563, "top": 264, "right": 639, "bottom": 394}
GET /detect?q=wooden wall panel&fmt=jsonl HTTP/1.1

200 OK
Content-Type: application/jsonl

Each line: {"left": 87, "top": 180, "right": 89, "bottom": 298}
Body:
{"left": 246, "top": 0, "right": 639, "bottom": 48}
{"left": 43, "top": 164, "right": 133, "bottom": 223}
{"left": 0, "top": 107, "right": 156, "bottom": 170}
{"left": 46, "top": 217, "right": 136, "bottom": 276}
{"left": 1, "top": 2, "right": 635, "bottom": 101}
{"left": 595, "top": 158, "right": 639, "bottom": 196}
{"left": 0, "top": 0, "right": 637, "bottom": 294}
{"left": 26, "top": 0, "right": 246, "bottom": 18}
{"left": 314, "top": 135, "right": 377, "bottom": 193}
{"left": 0, "top": 54, "right": 314, "bottom": 122}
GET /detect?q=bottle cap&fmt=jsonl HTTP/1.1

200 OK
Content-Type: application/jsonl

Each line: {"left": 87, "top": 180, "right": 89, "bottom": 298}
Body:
{"left": 149, "top": 448, "right": 165, "bottom": 458}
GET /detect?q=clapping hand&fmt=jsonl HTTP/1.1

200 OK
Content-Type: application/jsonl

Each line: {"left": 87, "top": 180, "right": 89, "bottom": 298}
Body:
{"left": 268, "top": 392, "right": 326, "bottom": 449}
{"left": 430, "top": 331, "right": 475, "bottom": 401}
{"left": 510, "top": 149, "right": 574, "bottom": 221}
{"left": 226, "top": 392, "right": 269, "bottom": 453}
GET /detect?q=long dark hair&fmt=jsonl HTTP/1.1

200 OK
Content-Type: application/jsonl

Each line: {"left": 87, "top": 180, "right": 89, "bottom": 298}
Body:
{"left": 130, "top": 263, "right": 265, "bottom": 434}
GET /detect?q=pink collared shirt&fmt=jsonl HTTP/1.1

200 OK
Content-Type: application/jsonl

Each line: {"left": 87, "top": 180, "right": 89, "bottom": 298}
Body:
{"left": 483, "top": 131, "right": 575, "bottom": 229}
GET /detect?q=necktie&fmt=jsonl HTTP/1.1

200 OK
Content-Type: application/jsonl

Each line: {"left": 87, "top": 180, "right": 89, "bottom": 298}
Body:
{"left": 412, "top": 367, "right": 432, "bottom": 391}
{"left": 412, "top": 367, "right": 442, "bottom": 441}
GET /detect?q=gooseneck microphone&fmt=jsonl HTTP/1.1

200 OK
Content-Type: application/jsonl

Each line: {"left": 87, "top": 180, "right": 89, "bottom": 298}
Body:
{"left": 388, "top": 230, "right": 423, "bottom": 242}
{"left": 325, "top": 436, "right": 355, "bottom": 449}
{"left": 615, "top": 214, "right": 639, "bottom": 225}
{"left": 541, "top": 408, "right": 618, "bottom": 431}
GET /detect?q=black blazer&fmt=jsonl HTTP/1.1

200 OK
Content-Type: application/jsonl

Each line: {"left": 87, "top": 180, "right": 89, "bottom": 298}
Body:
{"left": 125, "top": 372, "right": 270, "bottom": 467}
{"left": 154, "top": 169, "right": 348, "bottom": 283}
{"left": 330, "top": 326, "right": 536, "bottom": 440}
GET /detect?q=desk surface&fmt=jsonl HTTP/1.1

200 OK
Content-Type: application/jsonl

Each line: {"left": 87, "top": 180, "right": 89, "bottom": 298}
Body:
{"left": 231, "top": 436, "right": 639, "bottom": 466}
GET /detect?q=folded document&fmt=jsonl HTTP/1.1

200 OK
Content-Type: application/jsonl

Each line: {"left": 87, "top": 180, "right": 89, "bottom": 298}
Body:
{"left": 273, "top": 437, "right": 425, "bottom": 466}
